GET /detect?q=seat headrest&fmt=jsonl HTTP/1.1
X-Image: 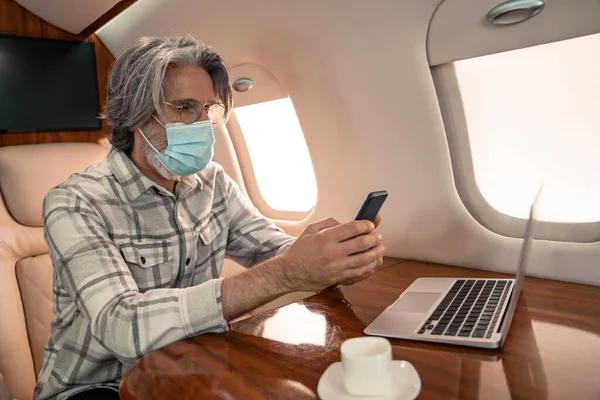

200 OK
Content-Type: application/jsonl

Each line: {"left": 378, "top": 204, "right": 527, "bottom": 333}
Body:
{"left": 0, "top": 143, "right": 109, "bottom": 227}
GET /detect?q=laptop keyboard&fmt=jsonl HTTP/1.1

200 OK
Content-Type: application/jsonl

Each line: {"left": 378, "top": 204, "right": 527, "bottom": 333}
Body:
{"left": 417, "top": 279, "right": 513, "bottom": 339}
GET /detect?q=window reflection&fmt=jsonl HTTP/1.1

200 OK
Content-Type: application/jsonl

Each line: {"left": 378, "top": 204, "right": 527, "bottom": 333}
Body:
{"left": 262, "top": 303, "right": 327, "bottom": 346}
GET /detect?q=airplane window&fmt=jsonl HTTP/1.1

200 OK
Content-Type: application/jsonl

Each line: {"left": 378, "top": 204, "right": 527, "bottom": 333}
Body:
{"left": 234, "top": 97, "right": 317, "bottom": 212}
{"left": 452, "top": 32, "right": 600, "bottom": 224}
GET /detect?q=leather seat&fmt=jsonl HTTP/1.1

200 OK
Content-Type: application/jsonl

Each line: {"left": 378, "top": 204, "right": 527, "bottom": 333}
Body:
{"left": 0, "top": 142, "right": 309, "bottom": 400}
{"left": 0, "top": 143, "right": 110, "bottom": 400}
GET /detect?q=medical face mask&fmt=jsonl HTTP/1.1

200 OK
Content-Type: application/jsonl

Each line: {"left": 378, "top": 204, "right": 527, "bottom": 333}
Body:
{"left": 140, "top": 116, "right": 215, "bottom": 176}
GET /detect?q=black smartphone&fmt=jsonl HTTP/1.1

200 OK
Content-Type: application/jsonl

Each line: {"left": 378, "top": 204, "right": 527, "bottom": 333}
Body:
{"left": 355, "top": 190, "right": 388, "bottom": 222}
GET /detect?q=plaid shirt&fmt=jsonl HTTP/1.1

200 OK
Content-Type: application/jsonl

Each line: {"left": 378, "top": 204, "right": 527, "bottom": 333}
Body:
{"left": 34, "top": 150, "right": 295, "bottom": 399}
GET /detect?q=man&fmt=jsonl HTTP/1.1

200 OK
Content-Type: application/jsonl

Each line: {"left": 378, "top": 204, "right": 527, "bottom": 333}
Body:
{"left": 35, "top": 35, "right": 384, "bottom": 399}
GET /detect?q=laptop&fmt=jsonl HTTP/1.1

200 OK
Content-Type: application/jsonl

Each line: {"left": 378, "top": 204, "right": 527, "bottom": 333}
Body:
{"left": 364, "top": 187, "right": 541, "bottom": 349}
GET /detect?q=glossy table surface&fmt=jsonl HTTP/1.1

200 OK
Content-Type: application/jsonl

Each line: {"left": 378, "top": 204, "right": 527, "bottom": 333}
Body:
{"left": 120, "top": 258, "right": 600, "bottom": 399}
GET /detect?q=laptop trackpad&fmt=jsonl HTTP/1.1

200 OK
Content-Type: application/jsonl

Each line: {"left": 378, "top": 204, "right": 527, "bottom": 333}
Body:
{"left": 389, "top": 292, "right": 442, "bottom": 313}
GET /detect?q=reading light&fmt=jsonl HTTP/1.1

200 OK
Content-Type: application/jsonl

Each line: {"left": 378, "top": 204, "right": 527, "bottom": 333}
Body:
{"left": 232, "top": 77, "right": 254, "bottom": 92}
{"left": 487, "top": 0, "right": 545, "bottom": 25}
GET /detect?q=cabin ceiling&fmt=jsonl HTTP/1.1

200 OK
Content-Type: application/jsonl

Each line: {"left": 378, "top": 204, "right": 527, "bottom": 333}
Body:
{"left": 14, "top": 0, "right": 121, "bottom": 34}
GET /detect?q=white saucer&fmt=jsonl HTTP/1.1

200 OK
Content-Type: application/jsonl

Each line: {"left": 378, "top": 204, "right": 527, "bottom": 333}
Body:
{"left": 317, "top": 360, "right": 421, "bottom": 400}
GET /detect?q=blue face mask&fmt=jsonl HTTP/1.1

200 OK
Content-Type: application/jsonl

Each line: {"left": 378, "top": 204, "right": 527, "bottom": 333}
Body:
{"left": 140, "top": 117, "right": 215, "bottom": 176}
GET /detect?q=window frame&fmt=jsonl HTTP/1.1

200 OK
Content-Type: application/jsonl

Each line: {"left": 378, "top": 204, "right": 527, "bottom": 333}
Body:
{"left": 226, "top": 110, "right": 316, "bottom": 222}
{"left": 431, "top": 63, "right": 600, "bottom": 243}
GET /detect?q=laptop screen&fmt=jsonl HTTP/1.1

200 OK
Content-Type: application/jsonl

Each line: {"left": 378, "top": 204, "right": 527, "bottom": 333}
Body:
{"left": 499, "top": 185, "right": 542, "bottom": 344}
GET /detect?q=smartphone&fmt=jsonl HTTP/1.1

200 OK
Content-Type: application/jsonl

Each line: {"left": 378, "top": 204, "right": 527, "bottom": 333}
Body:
{"left": 355, "top": 190, "right": 388, "bottom": 222}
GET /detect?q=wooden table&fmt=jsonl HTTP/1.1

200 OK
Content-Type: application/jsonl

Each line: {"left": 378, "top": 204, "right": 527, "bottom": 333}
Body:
{"left": 120, "top": 258, "right": 600, "bottom": 399}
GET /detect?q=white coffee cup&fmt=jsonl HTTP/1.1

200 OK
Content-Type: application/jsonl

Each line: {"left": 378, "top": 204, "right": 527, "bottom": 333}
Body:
{"left": 340, "top": 337, "right": 392, "bottom": 396}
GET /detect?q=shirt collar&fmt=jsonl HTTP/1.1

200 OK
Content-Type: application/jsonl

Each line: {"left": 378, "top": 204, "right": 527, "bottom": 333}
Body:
{"left": 108, "top": 149, "right": 156, "bottom": 202}
{"left": 107, "top": 149, "right": 201, "bottom": 202}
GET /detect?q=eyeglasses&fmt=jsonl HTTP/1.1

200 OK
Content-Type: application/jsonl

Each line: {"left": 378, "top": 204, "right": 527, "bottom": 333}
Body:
{"left": 164, "top": 100, "right": 226, "bottom": 125}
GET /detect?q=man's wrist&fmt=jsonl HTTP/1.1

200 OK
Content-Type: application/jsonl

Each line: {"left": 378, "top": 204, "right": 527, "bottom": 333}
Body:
{"left": 263, "top": 255, "right": 296, "bottom": 294}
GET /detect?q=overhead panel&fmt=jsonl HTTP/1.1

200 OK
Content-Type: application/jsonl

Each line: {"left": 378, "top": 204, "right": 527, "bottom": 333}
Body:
{"left": 427, "top": 0, "right": 600, "bottom": 65}
{"left": 15, "top": 0, "right": 121, "bottom": 35}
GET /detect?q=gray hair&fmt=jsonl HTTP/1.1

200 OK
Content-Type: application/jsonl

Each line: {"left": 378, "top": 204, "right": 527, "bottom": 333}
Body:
{"left": 104, "top": 35, "right": 232, "bottom": 154}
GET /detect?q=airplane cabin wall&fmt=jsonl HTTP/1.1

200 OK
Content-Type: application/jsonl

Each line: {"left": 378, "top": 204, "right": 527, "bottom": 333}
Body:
{"left": 0, "top": 0, "right": 113, "bottom": 147}
{"left": 97, "top": 0, "right": 600, "bottom": 286}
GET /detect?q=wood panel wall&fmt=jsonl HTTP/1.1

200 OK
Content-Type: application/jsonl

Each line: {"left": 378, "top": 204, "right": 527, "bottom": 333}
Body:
{"left": 0, "top": 0, "right": 114, "bottom": 146}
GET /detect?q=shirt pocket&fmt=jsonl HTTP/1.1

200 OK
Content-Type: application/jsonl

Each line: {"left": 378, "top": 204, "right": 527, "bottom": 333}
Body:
{"left": 197, "top": 214, "right": 226, "bottom": 246}
{"left": 119, "top": 239, "right": 174, "bottom": 291}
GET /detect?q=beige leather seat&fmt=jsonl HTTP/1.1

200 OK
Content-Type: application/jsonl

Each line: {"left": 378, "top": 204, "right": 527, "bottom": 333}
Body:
{"left": 0, "top": 142, "right": 309, "bottom": 400}
{"left": 0, "top": 143, "right": 110, "bottom": 400}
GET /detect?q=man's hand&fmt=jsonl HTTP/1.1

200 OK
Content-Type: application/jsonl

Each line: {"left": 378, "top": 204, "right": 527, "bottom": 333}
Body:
{"left": 221, "top": 214, "right": 384, "bottom": 321}
{"left": 278, "top": 215, "right": 385, "bottom": 292}
{"left": 340, "top": 212, "right": 383, "bottom": 285}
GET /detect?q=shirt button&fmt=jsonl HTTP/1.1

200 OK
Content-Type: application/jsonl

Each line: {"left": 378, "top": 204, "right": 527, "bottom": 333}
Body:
{"left": 186, "top": 258, "right": 191, "bottom": 266}
{"left": 140, "top": 256, "right": 146, "bottom": 264}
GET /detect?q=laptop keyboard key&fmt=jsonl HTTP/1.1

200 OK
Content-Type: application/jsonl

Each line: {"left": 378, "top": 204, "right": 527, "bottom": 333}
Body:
{"left": 427, "top": 325, "right": 434, "bottom": 330}
{"left": 458, "top": 331, "right": 471, "bottom": 337}
{"left": 418, "top": 329, "right": 425, "bottom": 334}
{"left": 472, "top": 330, "right": 486, "bottom": 338}
{"left": 444, "top": 328, "right": 458, "bottom": 336}
{"left": 432, "top": 325, "right": 447, "bottom": 335}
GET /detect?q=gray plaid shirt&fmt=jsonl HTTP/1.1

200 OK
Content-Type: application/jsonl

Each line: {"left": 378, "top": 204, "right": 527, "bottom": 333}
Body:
{"left": 34, "top": 150, "right": 295, "bottom": 399}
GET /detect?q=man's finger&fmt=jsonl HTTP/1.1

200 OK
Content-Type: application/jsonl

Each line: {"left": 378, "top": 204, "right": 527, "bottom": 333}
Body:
{"left": 373, "top": 213, "right": 382, "bottom": 229}
{"left": 342, "top": 244, "right": 385, "bottom": 269}
{"left": 326, "top": 220, "right": 374, "bottom": 242}
{"left": 341, "top": 260, "right": 378, "bottom": 282}
{"left": 304, "top": 217, "right": 340, "bottom": 234}
{"left": 340, "top": 232, "right": 382, "bottom": 255}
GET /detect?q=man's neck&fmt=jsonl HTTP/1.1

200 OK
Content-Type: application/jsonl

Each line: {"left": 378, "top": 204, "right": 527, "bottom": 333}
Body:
{"left": 129, "top": 144, "right": 177, "bottom": 194}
